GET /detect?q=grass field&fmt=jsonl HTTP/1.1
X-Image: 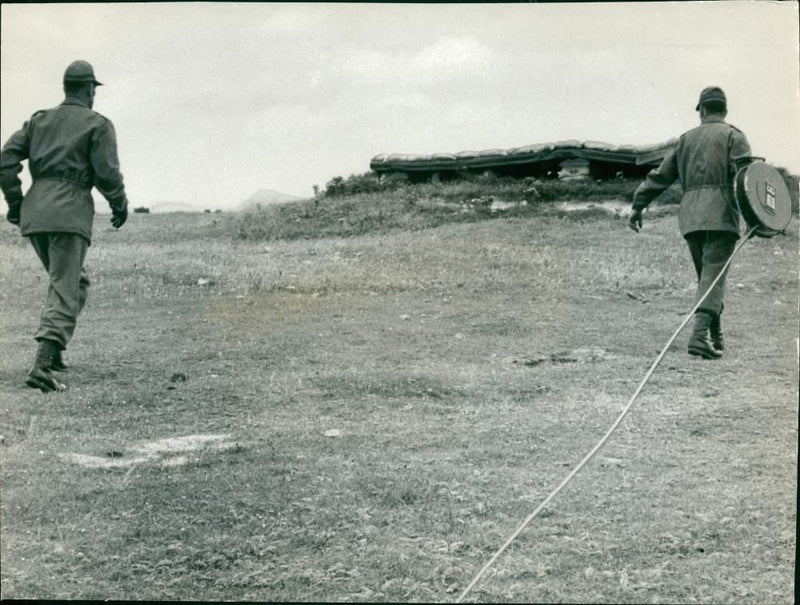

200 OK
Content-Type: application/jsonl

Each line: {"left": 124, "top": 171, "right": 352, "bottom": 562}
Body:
{"left": 0, "top": 191, "right": 796, "bottom": 602}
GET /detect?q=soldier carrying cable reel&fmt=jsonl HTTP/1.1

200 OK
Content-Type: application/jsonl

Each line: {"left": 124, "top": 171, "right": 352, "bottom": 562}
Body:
{"left": 628, "top": 86, "right": 792, "bottom": 360}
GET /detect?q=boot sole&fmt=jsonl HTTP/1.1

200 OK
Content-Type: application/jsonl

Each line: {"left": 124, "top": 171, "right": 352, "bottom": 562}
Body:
{"left": 688, "top": 346, "right": 723, "bottom": 360}
{"left": 25, "top": 373, "right": 66, "bottom": 393}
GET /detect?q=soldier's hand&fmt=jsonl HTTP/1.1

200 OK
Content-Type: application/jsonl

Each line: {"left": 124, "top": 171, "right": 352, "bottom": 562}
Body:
{"left": 6, "top": 202, "right": 21, "bottom": 226}
{"left": 628, "top": 208, "right": 643, "bottom": 232}
{"left": 111, "top": 199, "right": 128, "bottom": 229}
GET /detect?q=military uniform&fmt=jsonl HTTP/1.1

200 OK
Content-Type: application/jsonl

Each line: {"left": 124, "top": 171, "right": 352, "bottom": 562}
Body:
{"left": 0, "top": 61, "right": 128, "bottom": 390}
{"left": 630, "top": 87, "right": 752, "bottom": 358}
{"left": 632, "top": 114, "right": 751, "bottom": 315}
{"left": 2, "top": 98, "right": 127, "bottom": 241}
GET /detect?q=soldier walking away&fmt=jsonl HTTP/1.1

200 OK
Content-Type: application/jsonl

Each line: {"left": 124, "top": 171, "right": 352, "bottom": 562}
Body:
{"left": 0, "top": 60, "right": 129, "bottom": 392}
{"left": 628, "top": 86, "right": 753, "bottom": 359}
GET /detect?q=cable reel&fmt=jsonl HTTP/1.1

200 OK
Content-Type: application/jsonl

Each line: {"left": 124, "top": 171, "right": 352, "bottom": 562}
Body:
{"left": 735, "top": 160, "right": 794, "bottom": 238}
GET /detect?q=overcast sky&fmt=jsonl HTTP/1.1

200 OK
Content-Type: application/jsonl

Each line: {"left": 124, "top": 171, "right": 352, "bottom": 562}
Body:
{"left": 2, "top": 2, "right": 799, "bottom": 210}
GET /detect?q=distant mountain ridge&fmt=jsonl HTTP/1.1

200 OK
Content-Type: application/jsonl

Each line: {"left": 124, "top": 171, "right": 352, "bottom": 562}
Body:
{"left": 239, "top": 188, "right": 304, "bottom": 210}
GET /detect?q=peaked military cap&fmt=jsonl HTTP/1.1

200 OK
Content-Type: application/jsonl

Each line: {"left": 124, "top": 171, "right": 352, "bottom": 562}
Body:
{"left": 696, "top": 86, "right": 726, "bottom": 111}
{"left": 63, "top": 60, "right": 103, "bottom": 86}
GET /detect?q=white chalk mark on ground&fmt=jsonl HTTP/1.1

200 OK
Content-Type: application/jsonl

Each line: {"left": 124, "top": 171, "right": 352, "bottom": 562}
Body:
{"left": 59, "top": 433, "right": 239, "bottom": 469}
{"left": 554, "top": 200, "right": 632, "bottom": 214}
{"left": 60, "top": 453, "right": 152, "bottom": 468}
{"left": 131, "top": 434, "right": 230, "bottom": 455}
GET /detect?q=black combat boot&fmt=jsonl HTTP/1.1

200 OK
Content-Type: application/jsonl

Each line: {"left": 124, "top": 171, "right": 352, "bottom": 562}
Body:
{"left": 709, "top": 313, "right": 724, "bottom": 351}
{"left": 688, "top": 311, "right": 723, "bottom": 359}
{"left": 25, "top": 340, "right": 67, "bottom": 392}
{"left": 51, "top": 348, "right": 69, "bottom": 371}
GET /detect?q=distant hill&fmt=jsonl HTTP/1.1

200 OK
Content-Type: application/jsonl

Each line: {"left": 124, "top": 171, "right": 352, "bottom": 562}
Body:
{"left": 239, "top": 188, "right": 304, "bottom": 211}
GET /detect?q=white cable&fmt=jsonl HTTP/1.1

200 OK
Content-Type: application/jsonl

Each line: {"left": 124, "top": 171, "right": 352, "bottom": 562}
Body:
{"left": 456, "top": 226, "right": 757, "bottom": 603}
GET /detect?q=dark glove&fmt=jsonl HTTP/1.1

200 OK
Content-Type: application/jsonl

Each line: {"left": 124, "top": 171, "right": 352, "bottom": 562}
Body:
{"left": 6, "top": 201, "right": 21, "bottom": 225}
{"left": 628, "top": 208, "right": 643, "bottom": 232}
{"left": 111, "top": 198, "right": 128, "bottom": 229}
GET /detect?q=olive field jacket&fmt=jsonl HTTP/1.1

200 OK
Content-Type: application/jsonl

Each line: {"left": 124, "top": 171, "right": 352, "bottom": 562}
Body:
{"left": 0, "top": 97, "right": 127, "bottom": 243}
{"left": 632, "top": 115, "right": 751, "bottom": 236}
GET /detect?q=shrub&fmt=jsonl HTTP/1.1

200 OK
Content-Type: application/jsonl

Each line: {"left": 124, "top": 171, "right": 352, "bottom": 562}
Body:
{"left": 133, "top": 206, "right": 150, "bottom": 213}
{"left": 324, "top": 172, "right": 385, "bottom": 197}
{"left": 520, "top": 177, "right": 639, "bottom": 203}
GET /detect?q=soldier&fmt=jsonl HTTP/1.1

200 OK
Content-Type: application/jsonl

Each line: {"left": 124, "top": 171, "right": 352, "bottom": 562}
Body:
{"left": 628, "top": 86, "right": 752, "bottom": 359}
{"left": 0, "top": 60, "right": 129, "bottom": 392}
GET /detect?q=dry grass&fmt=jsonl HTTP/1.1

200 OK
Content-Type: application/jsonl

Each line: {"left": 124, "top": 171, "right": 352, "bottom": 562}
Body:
{"left": 0, "top": 201, "right": 796, "bottom": 602}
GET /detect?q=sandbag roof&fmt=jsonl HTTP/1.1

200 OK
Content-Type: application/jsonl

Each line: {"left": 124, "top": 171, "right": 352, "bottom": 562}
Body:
{"left": 370, "top": 139, "right": 677, "bottom": 173}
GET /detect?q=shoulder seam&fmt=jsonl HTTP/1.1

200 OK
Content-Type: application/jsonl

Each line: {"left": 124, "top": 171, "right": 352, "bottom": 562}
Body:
{"left": 92, "top": 111, "right": 112, "bottom": 124}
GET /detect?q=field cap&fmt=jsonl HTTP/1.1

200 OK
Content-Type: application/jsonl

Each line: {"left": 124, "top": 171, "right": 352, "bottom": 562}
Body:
{"left": 696, "top": 86, "right": 725, "bottom": 111}
{"left": 63, "top": 60, "right": 103, "bottom": 86}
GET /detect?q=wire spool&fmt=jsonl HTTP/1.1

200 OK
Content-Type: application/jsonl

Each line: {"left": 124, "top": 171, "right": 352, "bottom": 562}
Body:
{"left": 734, "top": 160, "right": 793, "bottom": 238}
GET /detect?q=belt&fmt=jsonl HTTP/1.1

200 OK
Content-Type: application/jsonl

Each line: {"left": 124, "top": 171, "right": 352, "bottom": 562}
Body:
{"left": 683, "top": 184, "right": 729, "bottom": 193}
{"left": 33, "top": 170, "right": 92, "bottom": 189}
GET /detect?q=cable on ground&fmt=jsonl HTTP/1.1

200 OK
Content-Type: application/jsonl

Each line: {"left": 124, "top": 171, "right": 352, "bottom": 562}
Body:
{"left": 456, "top": 225, "right": 757, "bottom": 603}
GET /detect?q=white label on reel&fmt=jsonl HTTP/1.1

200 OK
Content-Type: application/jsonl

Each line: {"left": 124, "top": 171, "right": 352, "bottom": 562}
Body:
{"left": 765, "top": 183, "right": 776, "bottom": 213}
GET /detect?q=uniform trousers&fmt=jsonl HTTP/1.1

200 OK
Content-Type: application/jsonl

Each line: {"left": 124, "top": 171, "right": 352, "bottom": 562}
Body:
{"left": 684, "top": 230, "right": 738, "bottom": 317}
{"left": 28, "top": 232, "right": 89, "bottom": 350}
